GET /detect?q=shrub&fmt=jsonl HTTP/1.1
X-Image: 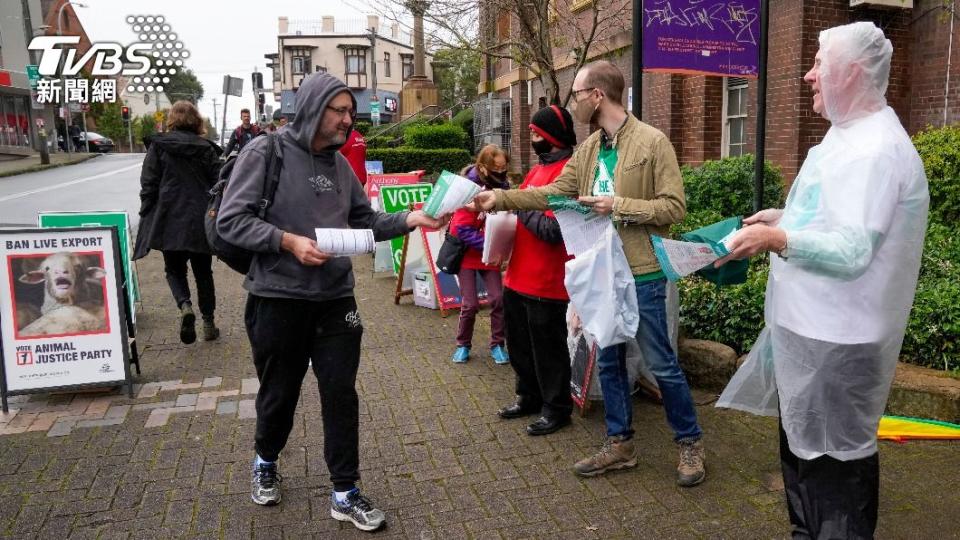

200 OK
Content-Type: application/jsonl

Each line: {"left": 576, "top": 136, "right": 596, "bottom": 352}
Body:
{"left": 452, "top": 108, "right": 475, "bottom": 152}
{"left": 353, "top": 121, "right": 372, "bottom": 136}
{"left": 404, "top": 123, "right": 468, "bottom": 150}
{"left": 903, "top": 276, "right": 960, "bottom": 371}
{"left": 366, "top": 136, "right": 395, "bottom": 149}
{"left": 912, "top": 124, "right": 960, "bottom": 224}
{"left": 366, "top": 148, "right": 472, "bottom": 175}
{"left": 678, "top": 261, "right": 769, "bottom": 354}
{"left": 682, "top": 155, "right": 785, "bottom": 218}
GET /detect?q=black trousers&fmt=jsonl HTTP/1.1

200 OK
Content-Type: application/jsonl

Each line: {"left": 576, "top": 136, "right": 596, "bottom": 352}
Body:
{"left": 245, "top": 294, "right": 364, "bottom": 492}
{"left": 161, "top": 251, "right": 216, "bottom": 320}
{"left": 779, "top": 421, "right": 879, "bottom": 540}
{"left": 503, "top": 288, "right": 573, "bottom": 418}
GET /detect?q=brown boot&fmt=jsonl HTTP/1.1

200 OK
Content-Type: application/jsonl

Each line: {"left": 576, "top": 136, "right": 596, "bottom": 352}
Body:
{"left": 573, "top": 436, "right": 637, "bottom": 477}
{"left": 677, "top": 439, "right": 706, "bottom": 487}
{"left": 202, "top": 319, "right": 220, "bottom": 341}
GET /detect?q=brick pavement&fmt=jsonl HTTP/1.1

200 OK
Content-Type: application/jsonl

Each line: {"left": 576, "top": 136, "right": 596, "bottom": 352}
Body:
{"left": 0, "top": 252, "right": 958, "bottom": 539}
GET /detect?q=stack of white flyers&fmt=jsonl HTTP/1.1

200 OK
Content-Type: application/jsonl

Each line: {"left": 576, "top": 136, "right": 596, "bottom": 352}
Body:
{"left": 422, "top": 171, "right": 481, "bottom": 218}
{"left": 315, "top": 228, "right": 375, "bottom": 256}
{"left": 651, "top": 234, "right": 735, "bottom": 281}
{"left": 481, "top": 212, "right": 517, "bottom": 264}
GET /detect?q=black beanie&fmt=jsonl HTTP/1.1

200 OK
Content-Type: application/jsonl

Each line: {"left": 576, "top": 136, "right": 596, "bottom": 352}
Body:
{"left": 529, "top": 105, "right": 576, "bottom": 149}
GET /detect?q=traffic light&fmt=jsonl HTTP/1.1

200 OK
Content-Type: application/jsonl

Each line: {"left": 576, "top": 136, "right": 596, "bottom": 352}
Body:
{"left": 251, "top": 72, "right": 263, "bottom": 90}
{"left": 121, "top": 106, "right": 130, "bottom": 123}
{"left": 258, "top": 92, "right": 265, "bottom": 108}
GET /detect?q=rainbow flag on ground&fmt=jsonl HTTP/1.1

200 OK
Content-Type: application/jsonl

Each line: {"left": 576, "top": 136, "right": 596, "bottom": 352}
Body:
{"left": 878, "top": 415, "right": 960, "bottom": 442}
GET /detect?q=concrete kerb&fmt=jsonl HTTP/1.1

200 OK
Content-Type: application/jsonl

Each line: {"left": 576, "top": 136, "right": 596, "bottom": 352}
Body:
{"left": 0, "top": 153, "right": 99, "bottom": 179}
{"left": 677, "top": 337, "right": 960, "bottom": 423}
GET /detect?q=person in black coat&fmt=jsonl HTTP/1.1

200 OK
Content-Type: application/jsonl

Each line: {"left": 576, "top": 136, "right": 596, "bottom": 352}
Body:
{"left": 133, "top": 100, "right": 222, "bottom": 344}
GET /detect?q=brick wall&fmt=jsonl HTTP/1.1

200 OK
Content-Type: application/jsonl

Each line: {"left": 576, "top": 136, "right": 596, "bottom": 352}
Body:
{"left": 908, "top": 0, "right": 960, "bottom": 132}
{"left": 486, "top": 0, "right": 945, "bottom": 184}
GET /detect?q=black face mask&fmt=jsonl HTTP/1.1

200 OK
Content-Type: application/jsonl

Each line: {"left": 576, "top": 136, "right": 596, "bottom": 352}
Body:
{"left": 531, "top": 139, "right": 553, "bottom": 156}
{"left": 489, "top": 170, "right": 508, "bottom": 183}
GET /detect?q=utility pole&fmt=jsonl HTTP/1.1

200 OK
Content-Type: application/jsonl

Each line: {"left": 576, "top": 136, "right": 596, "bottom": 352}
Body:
{"left": 212, "top": 98, "right": 219, "bottom": 141}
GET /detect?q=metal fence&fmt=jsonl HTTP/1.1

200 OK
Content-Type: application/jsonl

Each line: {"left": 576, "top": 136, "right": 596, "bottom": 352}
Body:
{"left": 472, "top": 96, "right": 511, "bottom": 154}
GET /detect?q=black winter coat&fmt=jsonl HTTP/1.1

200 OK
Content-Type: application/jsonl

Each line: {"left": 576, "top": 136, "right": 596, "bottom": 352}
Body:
{"left": 133, "top": 130, "right": 222, "bottom": 259}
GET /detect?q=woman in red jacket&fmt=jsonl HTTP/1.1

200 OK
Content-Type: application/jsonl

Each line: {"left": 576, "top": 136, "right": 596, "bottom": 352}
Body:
{"left": 450, "top": 145, "right": 510, "bottom": 364}
{"left": 497, "top": 105, "right": 577, "bottom": 436}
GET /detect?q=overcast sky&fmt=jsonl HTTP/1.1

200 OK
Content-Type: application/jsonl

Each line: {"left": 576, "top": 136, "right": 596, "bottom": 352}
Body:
{"left": 75, "top": 0, "right": 372, "bottom": 134}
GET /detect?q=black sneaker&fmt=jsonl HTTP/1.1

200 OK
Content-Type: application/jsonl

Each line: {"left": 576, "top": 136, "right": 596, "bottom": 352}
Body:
{"left": 251, "top": 461, "right": 282, "bottom": 506}
{"left": 330, "top": 488, "right": 386, "bottom": 532}
{"left": 179, "top": 303, "right": 196, "bottom": 344}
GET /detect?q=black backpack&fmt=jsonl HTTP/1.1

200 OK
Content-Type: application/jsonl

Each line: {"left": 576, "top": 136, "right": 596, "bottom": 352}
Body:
{"left": 205, "top": 132, "right": 283, "bottom": 274}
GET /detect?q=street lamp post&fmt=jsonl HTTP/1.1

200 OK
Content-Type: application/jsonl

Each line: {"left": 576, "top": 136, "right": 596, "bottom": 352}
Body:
{"left": 58, "top": 1, "right": 88, "bottom": 156}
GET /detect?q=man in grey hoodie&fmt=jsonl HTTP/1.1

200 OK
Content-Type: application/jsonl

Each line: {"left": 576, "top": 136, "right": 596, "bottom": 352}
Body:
{"left": 217, "top": 72, "right": 444, "bottom": 532}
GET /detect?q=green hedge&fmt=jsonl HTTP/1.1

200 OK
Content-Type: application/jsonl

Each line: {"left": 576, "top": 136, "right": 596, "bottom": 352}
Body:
{"left": 682, "top": 154, "right": 786, "bottom": 217}
{"left": 366, "top": 148, "right": 472, "bottom": 175}
{"left": 912, "top": 124, "right": 960, "bottom": 224}
{"left": 404, "top": 123, "right": 468, "bottom": 150}
{"left": 366, "top": 136, "right": 394, "bottom": 149}
{"left": 354, "top": 121, "right": 372, "bottom": 136}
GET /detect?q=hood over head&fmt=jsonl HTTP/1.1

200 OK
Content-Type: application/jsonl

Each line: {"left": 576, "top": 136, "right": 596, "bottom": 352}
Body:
{"left": 818, "top": 21, "right": 892, "bottom": 126}
{"left": 287, "top": 72, "right": 357, "bottom": 153}
{"left": 152, "top": 129, "right": 222, "bottom": 157}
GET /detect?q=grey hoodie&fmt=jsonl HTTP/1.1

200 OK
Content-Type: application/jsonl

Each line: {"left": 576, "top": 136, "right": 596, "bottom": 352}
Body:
{"left": 217, "top": 73, "right": 411, "bottom": 301}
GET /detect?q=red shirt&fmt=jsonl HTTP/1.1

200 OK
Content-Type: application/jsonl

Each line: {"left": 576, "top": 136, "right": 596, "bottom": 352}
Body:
{"left": 450, "top": 205, "right": 500, "bottom": 272}
{"left": 503, "top": 158, "right": 572, "bottom": 300}
{"left": 339, "top": 130, "right": 367, "bottom": 185}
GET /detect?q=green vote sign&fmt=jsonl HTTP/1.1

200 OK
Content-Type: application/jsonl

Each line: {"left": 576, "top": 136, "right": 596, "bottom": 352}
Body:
{"left": 38, "top": 211, "right": 140, "bottom": 323}
{"left": 380, "top": 183, "right": 433, "bottom": 274}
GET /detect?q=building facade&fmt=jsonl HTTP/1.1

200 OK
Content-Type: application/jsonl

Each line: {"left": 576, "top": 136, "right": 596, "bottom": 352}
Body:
{"left": 266, "top": 15, "right": 434, "bottom": 123}
{"left": 482, "top": 0, "right": 959, "bottom": 182}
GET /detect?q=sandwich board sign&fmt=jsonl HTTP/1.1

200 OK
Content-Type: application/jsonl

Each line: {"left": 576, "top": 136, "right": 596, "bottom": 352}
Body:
{"left": 380, "top": 183, "right": 433, "bottom": 277}
{"left": 0, "top": 227, "right": 134, "bottom": 410}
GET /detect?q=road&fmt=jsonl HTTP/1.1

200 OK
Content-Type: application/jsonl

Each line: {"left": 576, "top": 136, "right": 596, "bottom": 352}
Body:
{"left": 0, "top": 153, "right": 145, "bottom": 228}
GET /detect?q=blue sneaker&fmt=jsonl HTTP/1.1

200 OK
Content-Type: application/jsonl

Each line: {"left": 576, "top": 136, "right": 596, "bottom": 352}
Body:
{"left": 491, "top": 345, "right": 509, "bottom": 365}
{"left": 451, "top": 346, "right": 470, "bottom": 363}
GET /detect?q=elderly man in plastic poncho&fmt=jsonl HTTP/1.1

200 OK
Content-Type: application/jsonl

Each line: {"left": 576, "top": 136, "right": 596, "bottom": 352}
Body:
{"left": 714, "top": 22, "right": 929, "bottom": 539}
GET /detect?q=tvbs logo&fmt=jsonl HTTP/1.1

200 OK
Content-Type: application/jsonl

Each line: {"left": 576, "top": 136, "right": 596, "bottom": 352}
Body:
{"left": 28, "top": 15, "right": 189, "bottom": 93}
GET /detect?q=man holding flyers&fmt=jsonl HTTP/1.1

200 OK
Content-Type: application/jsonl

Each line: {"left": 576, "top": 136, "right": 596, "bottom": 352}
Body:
{"left": 472, "top": 61, "right": 706, "bottom": 487}
{"left": 217, "top": 72, "right": 444, "bottom": 532}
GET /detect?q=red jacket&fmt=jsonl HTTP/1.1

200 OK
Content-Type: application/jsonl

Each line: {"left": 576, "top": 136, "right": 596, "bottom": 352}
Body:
{"left": 503, "top": 158, "right": 572, "bottom": 300}
{"left": 339, "top": 130, "right": 367, "bottom": 185}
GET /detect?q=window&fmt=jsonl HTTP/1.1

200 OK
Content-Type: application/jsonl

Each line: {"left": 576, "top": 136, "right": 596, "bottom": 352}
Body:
{"left": 384, "top": 52, "right": 391, "bottom": 78}
{"left": 401, "top": 54, "right": 413, "bottom": 80}
{"left": 315, "top": 65, "right": 327, "bottom": 73}
{"left": 723, "top": 77, "right": 748, "bottom": 157}
{"left": 290, "top": 47, "right": 311, "bottom": 75}
{"left": 345, "top": 48, "right": 366, "bottom": 74}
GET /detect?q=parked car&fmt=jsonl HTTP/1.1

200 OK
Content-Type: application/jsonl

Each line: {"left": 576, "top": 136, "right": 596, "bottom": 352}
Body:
{"left": 77, "top": 132, "right": 114, "bottom": 153}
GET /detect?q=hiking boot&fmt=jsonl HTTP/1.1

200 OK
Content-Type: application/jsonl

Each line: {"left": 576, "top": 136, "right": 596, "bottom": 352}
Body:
{"left": 179, "top": 303, "right": 196, "bottom": 344}
{"left": 451, "top": 346, "right": 470, "bottom": 363}
{"left": 331, "top": 488, "right": 386, "bottom": 532}
{"left": 251, "top": 461, "right": 282, "bottom": 506}
{"left": 490, "top": 344, "right": 509, "bottom": 365}
{"left": 677, "top": 439, "right": 706, "bottom": 487}
{"left": 202, "top": 319, "right": 220, "bottom": 341}
{"left": 573, "top": 436, "right": 637, "bottom": 477}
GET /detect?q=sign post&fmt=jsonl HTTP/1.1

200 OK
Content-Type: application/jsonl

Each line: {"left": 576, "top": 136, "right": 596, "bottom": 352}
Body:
{"left": 370, "top": 99, "right": 381, "bottom": 127}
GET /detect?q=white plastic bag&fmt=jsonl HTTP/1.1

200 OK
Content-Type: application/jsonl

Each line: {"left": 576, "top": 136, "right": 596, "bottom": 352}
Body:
{"left": 481, "top": 211, "right": 517, "bottom": 265}
{"left": 563, "top": 226, "right": 639, "bottom": 349}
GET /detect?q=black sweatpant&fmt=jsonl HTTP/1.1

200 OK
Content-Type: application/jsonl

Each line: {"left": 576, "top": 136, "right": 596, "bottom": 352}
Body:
{"left": 779, "top": 421, "right": 879, "bottom": 539}
{"left": 161, "top": 250, "right": 216, "bottom": 320}
{"left": 245, "top": 294, "right": 364, "bottom": 492}
{"left": 503, "top": 288, "right": 573, "bottom": 419}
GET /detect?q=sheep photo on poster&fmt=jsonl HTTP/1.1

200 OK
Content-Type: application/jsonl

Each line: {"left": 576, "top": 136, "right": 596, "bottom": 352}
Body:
{"left": 11, "top": 251, "right": 110, "bottom": 339}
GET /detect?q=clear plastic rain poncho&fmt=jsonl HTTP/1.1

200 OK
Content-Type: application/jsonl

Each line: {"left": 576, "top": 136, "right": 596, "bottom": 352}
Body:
{"left": 717, "top": 22, "right": 930, "bottom": 461}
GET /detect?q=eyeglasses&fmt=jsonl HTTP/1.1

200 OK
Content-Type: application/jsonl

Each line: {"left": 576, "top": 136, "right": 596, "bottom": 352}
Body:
{"left": 571, "top": 87, "right": 596, "bottom": 100}
{"left": 326, "top": 106, "right": 357, "bottom": 120}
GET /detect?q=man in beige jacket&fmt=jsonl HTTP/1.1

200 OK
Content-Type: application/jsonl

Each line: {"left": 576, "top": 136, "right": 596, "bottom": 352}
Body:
{"left": 473, "top": 60, "right": 705, "bottom": 486}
